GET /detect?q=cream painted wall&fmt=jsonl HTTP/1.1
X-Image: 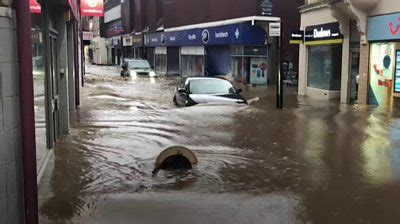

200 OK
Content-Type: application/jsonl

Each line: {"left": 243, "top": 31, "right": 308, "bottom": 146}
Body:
{"left": 369, "top": 0, "right": 400, "bottom": 16}
{"left": 300, "top": 6, "right": 337, "bottom": 29}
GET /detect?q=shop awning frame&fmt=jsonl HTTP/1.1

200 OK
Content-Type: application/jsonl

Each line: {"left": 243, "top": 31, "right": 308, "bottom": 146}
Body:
{"left": 165, "top": 16, "right": 281, "bottom": 32}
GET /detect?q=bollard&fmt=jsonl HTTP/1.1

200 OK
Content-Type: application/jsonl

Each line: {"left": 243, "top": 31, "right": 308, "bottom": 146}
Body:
{"left": 152, "top": 146, "right": 198, "bottom": 175}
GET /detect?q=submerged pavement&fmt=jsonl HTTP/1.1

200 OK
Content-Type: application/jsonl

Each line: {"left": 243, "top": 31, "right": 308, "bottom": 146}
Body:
{"left": 39, "top": 65, "right": 400, "bottom": 224}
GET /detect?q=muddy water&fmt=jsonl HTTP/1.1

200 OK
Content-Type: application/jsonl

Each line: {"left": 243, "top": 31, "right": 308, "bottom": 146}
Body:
{"left": 39, "top": 65, "right": 400, "bottom": 224}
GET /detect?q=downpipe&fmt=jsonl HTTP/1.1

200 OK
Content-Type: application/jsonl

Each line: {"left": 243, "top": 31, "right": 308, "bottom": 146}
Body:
{"left": 15, "top": 0, "right": 39, "bottom": 223}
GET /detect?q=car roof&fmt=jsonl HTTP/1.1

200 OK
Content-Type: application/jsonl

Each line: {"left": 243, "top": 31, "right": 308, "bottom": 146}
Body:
{"left": 124, "top": 59, "right": 149, "bottom": 62}
{"left": 186, "top": 77, "right": 228, "bottom": 81}
{"left": 184, "top": 76, "right": 231, "bottom": 85}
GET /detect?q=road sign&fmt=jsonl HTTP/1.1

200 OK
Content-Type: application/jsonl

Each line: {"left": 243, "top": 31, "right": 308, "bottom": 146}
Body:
{"left": 269, "top": 22, "right": 281, "bottom": 37}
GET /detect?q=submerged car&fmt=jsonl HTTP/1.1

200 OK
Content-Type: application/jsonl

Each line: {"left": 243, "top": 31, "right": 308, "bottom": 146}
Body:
{"left": 173, "top": 77, "right": 247, "bottom": 107}
{"left": 120, "top": 59, "right": 156, "bottom": 77}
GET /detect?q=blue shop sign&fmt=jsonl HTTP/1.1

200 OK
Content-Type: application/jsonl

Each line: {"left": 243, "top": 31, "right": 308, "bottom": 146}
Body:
{"left": 144, "top": 32, "right": 166, "bottom": 47}
{"left": 144, "top": 22, "right": 266, "bottom": 47}
{"left": 368, "top": 12, "right": 400, "bottom": 41}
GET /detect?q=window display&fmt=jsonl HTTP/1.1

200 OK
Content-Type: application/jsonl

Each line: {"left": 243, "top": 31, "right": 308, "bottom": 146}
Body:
{"left": 181, "top": 55, "right": 204, "bottom": 77}
{"left": 307, "top": 45, "right": 342, "bottom": 90}
{"left": 368, "top": 43, "right": 395, "bottom": 105}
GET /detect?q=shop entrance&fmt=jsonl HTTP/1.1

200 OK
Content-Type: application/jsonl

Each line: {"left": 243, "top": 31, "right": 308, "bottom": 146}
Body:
{"left": 348, "top": 45, "right": 360, "bottom": 103}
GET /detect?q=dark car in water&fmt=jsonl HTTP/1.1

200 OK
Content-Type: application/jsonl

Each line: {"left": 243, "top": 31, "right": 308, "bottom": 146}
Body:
{"left": 173, "top": 77, "right": 247, "bottom": 107}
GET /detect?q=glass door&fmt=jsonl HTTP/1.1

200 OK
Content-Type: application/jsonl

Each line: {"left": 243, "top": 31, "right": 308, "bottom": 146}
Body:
{"left": 348, "top": 45, "right": 360, "bottom": 103}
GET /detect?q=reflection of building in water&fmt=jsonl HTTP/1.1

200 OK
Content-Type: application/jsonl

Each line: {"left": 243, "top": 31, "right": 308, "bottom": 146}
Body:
{"left": 362, "top": 114, "right": 392, "bottom": 185}
{"left": 303, "top": 118, "right": 329, "bottom": 187}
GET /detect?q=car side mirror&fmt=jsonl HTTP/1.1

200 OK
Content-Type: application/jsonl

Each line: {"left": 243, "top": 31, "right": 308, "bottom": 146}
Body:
{"left": 177, "top": 88, "right": 187, "bottom": 94}
{"left": 236, "top": 88, "right": 243, "bottom": 93}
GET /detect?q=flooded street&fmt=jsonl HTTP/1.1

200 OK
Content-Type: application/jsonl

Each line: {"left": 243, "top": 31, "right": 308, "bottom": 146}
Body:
{"left": 39, "top": 65, "right": 400, "bottom": 224}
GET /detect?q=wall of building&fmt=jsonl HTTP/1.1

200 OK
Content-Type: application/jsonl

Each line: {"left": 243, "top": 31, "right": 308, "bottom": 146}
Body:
{"left": 163, "top": 0, "right": 258, "bottom": 28}
{"left": 369, "top": 0, "right": 400, "bottom": 16}
{"left": 0, "top": 7, "right": 25, "bottom": 224}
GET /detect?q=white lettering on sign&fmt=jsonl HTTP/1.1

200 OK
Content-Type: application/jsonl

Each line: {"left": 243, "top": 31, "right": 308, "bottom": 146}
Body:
{"left": 313, "top": 28, "right": 331, "bottom": 38}
{"left": 151, "top": 38, "right": 158, "bottom": 42}
{"left": 215, "top": 31, "right": 229, "bottom": 38}
{"left": 291, "top": 34, "right": 302, "bottom": 38}
{"left": 169, "top": 36, "right": 176, "bottom": 41}
{"left": 188, "top": 34, "right": 197, "bottom": 40}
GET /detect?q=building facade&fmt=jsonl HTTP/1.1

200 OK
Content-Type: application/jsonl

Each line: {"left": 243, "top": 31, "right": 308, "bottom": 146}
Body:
{"left": 298, "top": 0, "right": 400, "bottom": 106}
{"left": 99, "top": 0, "right": 302, "bottom": 86}
{"left": 1, "top": 2, "right": 25, "bottom": 223}
{"left": 32, "top": 0, "right": 83, "bottom": 178}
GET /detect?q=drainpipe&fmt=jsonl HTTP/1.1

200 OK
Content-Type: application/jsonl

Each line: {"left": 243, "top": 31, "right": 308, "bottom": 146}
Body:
{"left": 15, "top": 0, "right": 39, "bottom": 223}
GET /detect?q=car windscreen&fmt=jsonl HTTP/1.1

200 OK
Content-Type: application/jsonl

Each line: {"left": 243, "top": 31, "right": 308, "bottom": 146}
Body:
{"left": 189, "top": 79, "right": 235, "bottom": 95}
{"left": 127, "top": 61, "right": 151, "bottom": 69}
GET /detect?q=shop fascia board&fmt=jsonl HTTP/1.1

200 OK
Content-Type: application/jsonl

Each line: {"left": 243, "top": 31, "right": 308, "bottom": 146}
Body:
{"left": 165, "top": 16, "right": 280, "bottom": 32}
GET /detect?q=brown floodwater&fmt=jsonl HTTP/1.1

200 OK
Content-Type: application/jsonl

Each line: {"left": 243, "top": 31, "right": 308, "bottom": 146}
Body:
{"left": 38, "top": 65, "right": 400, "bottom": 224}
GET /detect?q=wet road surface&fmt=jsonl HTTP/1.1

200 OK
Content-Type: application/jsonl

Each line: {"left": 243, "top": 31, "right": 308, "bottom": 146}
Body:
{"left": 39, "top": 65, "right": 400, "bottom": 223}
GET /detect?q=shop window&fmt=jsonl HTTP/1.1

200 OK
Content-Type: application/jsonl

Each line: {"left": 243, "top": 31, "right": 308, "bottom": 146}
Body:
{"left": 181, "top": 55, "right": 204, "bottom": 77}
{"left": 307, "top": 45, "right": 342, "bottom": 91}
{"left": 155, "top": 53, "right": 167, "bottom": 74}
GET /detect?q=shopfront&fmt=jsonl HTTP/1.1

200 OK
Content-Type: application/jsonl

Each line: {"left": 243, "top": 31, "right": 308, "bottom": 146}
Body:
{"left": 145, "top": 32, "right": 167, "bottom": 74}
{"left": 132, "top": 34, "right": 144, "bottom": 59}
{"left": 112, "top": 36, "right": 122, "bottom": 65}
{"left": 145, "top": 21, "right": 268, "bottom": 79}
{"left": 303, "top": 22, "right": 344, "bottom": 99}
{"left": 231, "top": 45, "right": 268, "bottom": 85}
{"left": 122, "top": 35, "right": 133, "bottom": 58}
{"left": 367, "top": 12, "right": 400, "bottom": 107}
{"left": 180, "top": 46, "right": 205, "bottom": 77}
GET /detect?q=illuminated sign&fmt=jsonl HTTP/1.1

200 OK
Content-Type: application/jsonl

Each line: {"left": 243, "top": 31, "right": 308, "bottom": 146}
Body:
{"left": 368, "top": 13, "right": 400, "bottom": 41}
{"left": 395, "top": 51, "right": 400, "bottom": 93}
{"left": 30, "top": 0, "right": 41, "bottom": 14}
{"left": 305, "top": 22, "right": 343, "bottom": 45}
{"left": 81, "top": 0, "right": 104, "bottom": 17}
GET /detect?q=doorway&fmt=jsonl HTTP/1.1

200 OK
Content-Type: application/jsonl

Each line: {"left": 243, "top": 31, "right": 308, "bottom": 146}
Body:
{"left": 348, "top": 45, "right": 360, "bottom": 103}
{"left": 46, "top": 29, "right": 61, "bottom": 149}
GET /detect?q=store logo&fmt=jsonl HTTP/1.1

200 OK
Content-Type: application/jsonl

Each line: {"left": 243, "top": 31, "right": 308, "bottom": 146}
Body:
{"left": 188, "top": 34, "right": 197, "bottom": 40}
{"left": 215, "top": 31, "right": 228, "bottom": 38}
{"left": 161, "top": 34, "right": 166, "bottom": 45}
{"left": 313, "top": 28, "right": 331, "bottom": 38}
{"left": 235, "top": 28, "right": 240, "bottom": 39}
{"left": 202, "top": 29, "right": 210, "bottom": 43}
{"left": 389, "top": 16, "right": 400, "bottom": 36}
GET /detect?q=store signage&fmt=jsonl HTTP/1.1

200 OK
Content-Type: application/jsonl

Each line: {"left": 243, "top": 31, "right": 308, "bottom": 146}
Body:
{"left": 144, "top": 22, "right": 266, "bottom": 47}
{"left": 81, "top": 0, "right": 104, "bottom": 17}
{"left": 202, "top": 29, "right": 210, "bottom": 43}
{"left": 83, "top": 31, "right": 93, "bottom": 41}
{"left": 269, "top": 22, "right": 281, "bottom": 37}
{"left": 30, "top": 0, "right": 41, "bottom": 14}
{"left": 132, "top": 35, "right": 143, "bottom": 47}
{"left": 260, "top": 63, "right": 267, "bottom": 71}
{"left": 368, "top": 13, "right": 400, "bottom": 41}
{"left": 395, "top": 51, "right": 400, "bottom": 93}
{"left": 289, "top": 30, "right": 303, "bottom": 44}
{"left": 122, "top": 36, "right": 132, "bottom": 46}
{"left": 304, "top": 22, "right": 343, "bottom": 45}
